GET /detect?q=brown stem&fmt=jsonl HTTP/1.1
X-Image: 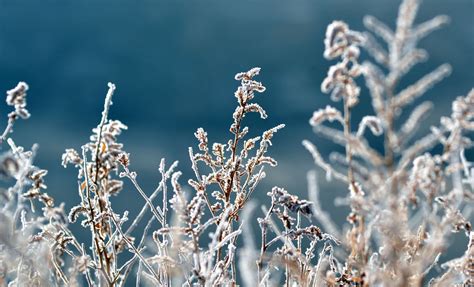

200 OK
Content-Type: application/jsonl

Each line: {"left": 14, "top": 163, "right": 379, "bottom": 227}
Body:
{"left": 82, "top": 149, "right": 112, "bottom": 286}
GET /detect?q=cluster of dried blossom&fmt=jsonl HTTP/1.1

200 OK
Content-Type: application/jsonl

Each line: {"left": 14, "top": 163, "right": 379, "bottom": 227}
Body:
{"left": 0, "top": 0, "right": 472, "bottom": 286}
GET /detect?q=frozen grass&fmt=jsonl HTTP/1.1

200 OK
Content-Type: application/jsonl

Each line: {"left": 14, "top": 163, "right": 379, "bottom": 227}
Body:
{"left": 0, "top": 0, "right": 472, "bottom": 286}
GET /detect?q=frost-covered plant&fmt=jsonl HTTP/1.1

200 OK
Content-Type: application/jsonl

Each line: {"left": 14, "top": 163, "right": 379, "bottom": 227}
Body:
{"left": 60, "top": 68, "right": 284, "bottom": 286}
{"left": 162, "top": 67, "right": 285, "bottom": 285}
{"left": 302, "top": 0, "right": 473, "bottom": 286}
{"left": 0, "top": 0, "right": 472, "bottom": 286}
{"left": 0, "top": 83, "right": 86, "bottom": 286}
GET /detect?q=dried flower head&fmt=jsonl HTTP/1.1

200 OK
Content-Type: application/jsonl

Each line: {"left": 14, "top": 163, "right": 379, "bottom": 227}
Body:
{"left": 324, "top": 21, "right": 364, "bottom": 60}
{"left": 322, "top": 22, "right": 364, "bottom": 107}
{"left": 6, "top": 81, "right": 30, "bottom": 119}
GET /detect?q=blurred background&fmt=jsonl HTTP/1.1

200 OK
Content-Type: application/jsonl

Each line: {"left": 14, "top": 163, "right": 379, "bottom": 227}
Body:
{"left": 0, "top": 0, "right": 472, "bottom": 277}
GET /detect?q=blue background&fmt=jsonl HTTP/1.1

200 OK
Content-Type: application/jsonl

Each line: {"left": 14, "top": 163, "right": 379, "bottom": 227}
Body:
{"left": 0, "top": 0, "right": 472, "bottom": 280}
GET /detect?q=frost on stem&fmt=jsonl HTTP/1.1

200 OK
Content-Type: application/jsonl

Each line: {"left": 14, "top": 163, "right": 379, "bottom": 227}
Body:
{"left": 61, "top": 83, "right": 139, "bottom": 286}
{"left": 309, "top": 105, "right": 343, "bottom": 127}
{"left": 1, "top": 82, "right": 30, "bottom": 141}
{"left": 393, "top": 63, "right": 452, "bottom": 108}
{"left": 356, "top": 116, "right": 383, "bottom": 137}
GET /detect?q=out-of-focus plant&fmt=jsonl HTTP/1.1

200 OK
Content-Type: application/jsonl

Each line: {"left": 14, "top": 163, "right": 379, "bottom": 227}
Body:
{"left": 302, "top": 0, "right": 473, "bottom": 286}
